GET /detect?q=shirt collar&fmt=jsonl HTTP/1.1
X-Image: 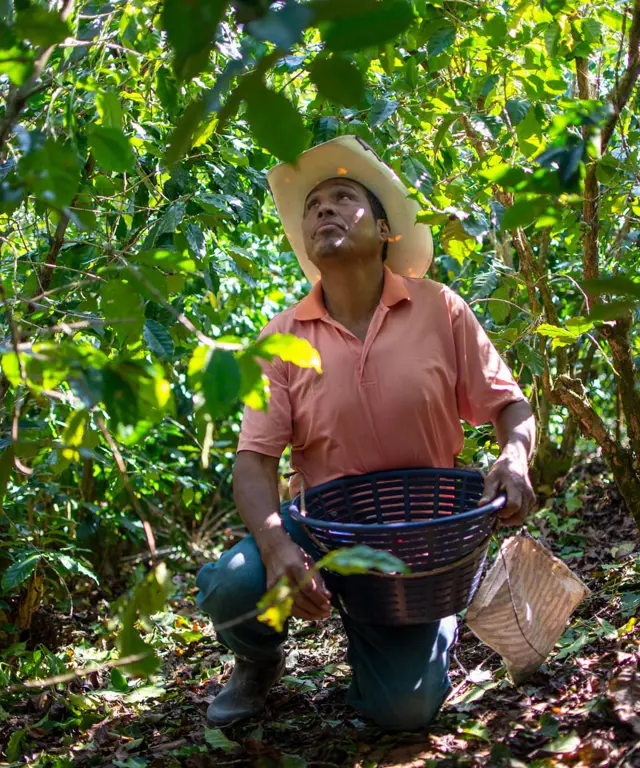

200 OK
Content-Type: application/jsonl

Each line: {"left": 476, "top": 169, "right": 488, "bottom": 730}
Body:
{"left": 294, "top": 266, "right": 410, "bottom": 321}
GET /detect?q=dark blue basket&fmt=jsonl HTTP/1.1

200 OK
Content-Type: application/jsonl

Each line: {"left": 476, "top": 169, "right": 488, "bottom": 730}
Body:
{"left": 289, "top": 468, "right": 505, "bottom": 625}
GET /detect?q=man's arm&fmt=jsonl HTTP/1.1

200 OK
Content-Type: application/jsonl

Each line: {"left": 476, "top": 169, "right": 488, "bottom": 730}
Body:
{"left": 479, "top": 399, "right": 537, "bottom": 525}
{"left": 233, "top": 451, "right": 331, "bottom": 620}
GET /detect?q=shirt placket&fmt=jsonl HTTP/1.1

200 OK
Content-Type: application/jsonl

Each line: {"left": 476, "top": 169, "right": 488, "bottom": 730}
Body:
{"left": 358, "top": 304, "right": 389, "bottom": 383}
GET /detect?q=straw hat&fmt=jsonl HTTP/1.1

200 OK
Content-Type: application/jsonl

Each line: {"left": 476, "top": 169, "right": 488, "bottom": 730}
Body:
{"left": 266, "top": 135, "right": 433, "bottom": 284}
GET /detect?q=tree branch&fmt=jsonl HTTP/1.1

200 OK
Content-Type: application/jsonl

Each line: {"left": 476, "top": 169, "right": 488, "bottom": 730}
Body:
{"left": 0, "top": 0, "right": 76, "bottom": 152}
{"left": 602, "top": 0, "right": 640, "bottom": 152}
{"left": 600, "top": 315, "right": 640, "bottom": 461}
{"left": 35, "top": 155, "right": 95, "bottom": 298}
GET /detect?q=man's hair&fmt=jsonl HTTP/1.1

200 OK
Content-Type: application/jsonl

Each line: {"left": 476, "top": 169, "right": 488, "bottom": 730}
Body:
{"left": 364, "top": 187, "right": 389, "bottom": 262}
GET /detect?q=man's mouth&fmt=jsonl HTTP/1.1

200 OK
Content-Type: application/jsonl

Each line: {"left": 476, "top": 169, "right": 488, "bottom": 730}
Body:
{"left": 314, "top": 222, "right": 344, "bottom": 237}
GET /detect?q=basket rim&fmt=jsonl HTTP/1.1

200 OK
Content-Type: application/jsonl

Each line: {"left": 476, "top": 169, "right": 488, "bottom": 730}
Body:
{"left": 288, "top": 467, "right": 506, "bottom": 534}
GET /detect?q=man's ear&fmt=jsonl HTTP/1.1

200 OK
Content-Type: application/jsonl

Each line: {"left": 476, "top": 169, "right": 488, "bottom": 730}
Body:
{"left": 378, "top": 218, "right": 391, "bottom": 242}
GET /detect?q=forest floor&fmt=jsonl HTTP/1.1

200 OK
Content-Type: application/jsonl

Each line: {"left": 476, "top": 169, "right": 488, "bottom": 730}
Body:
{"left": 2, "top": 456, "right": 640, "bottom": 768}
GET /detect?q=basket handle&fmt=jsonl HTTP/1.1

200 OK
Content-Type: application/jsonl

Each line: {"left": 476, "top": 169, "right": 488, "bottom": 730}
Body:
{"left": 479, "top": 493, "right": 507, "bottom": 516}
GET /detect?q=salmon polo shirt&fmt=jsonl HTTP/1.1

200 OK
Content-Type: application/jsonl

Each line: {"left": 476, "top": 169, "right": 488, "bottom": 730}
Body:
{"left": 237, "top": 266, "right": 525, "bottom": 494}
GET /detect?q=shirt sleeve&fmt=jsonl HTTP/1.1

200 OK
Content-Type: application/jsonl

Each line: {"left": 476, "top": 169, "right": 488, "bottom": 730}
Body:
{"left": 448, "top": 291, "right": 526, "bottom": 427}
{"left": 236, "top": 328, "right": 292, "bottom": 458}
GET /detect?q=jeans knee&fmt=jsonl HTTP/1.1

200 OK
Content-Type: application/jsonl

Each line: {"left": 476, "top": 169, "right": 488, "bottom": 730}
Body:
{"left": 351, "top": 665, "right": 451, "bottom": 731}
{"left": 371, "top": 688, "right": 447, "bottom": 731}
{"left": 196, "top": 542, "right": 266, "bottom": 626}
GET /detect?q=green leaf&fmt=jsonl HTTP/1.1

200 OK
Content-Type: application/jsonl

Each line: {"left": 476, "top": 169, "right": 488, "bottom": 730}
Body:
{"left": 309, "top": 56, "right": 364, "bottom": 107}
{"left": 369, "top": 98, "right": 398, "bottom": 126}
{"left": 48, "top": 553, "right": 98, "bottom": 583}
{"left": 6, "top": 728, "right": 27, "bottom": 762}
{"left": 321, "top": 1, "right": 414, "bottom": 52}
{"left": 582, "top": 18, "right": 602, "bottom": 43}
{"left": 318, "top": 545, "right": 409, "bottom": 575}
{"left": 440, "top": 219, "right": 477, "bottom": 264}
{"left": 282, "top": 754, "right": 308, "bottom": 768}
{"left": 545, "top": 731, "right": 581, "bottom": 754}
{"left": 588, "top": 300, "right": 639, "bottom": 321}
{"left": 458, "top": 720, "right": 491, "bottom": 741}
{"left": 501, "top": 198, "right": 547, "bottom": 230}
{"left": 184, "top": 222, "right": 205, "bottom": 260}
{"left": 238, "top": 354, "right": 269, "bottom": 411}
{"left": 20, "top": 138, "right": 80, "bottom": 209}
{"left": 103, "top": 367, "right": 140, "bottom": 437}
{"left": 101, "top": 280, "right": 144, "bottom": 341}
{"left": 583, "top": 276, "right": 640, "bottom": 299}
{"left": 565, "top": 317, "right": 593, "bottom": 335}
{"left": 163, "top": 0, "right": 226, "bottom": 78}
{"left": 201, "top": 349, "right": 241, "bottom": 420}
{"left": 110, "top": 667, "right": 130, "bottom": 692}
{"left": 88, "top": 126, "right": 135, "bottom": 173}
{"left": 62, "top": 410, "right": 88, "bottom": 448}
{"left": 156, "top": 66, "right": 179, "bottom": 117}
{"left": 535, "top": 323, "right": 580, "bottom": 346}
{"left": 401, "top": 155, "right": 433, "bottom": 193}
{"left": 0, "top": 47, "right": 33, "bottom": 85}
{"left": 252, "top": 333, "right": 322, "bottom": 373}
{"left": 15, "top": 7, "right": 70, "bottom": 46}
{"left": 257, "top": 576, "right": 294, "bottom": 632}
{"left": 427, "top": 24, "right": 456, "bottom": 56}
{"left": 244, "top": 81, "right": 310, "bottom": 163}
{"left": 545, "top": 21, "right": 561, "bottom": 57}
{"left": 204, "top": 728, "right": 239, "bottom": 753}
{"left": 96, "top": 91, "right": 123, "bottom": 130}
{"left": 2, "top": 553, "right": 41, "bottom": 592}
{"left": 144, "top": 320, "right": 175, "bottom": 361}
{"left": 505, "top": 98, "right": 531, "bottom": 127}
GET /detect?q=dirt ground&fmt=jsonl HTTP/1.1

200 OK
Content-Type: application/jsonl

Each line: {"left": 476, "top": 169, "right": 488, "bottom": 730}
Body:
{"left": 2, "top": 457, "right": 639, "bottom": 767}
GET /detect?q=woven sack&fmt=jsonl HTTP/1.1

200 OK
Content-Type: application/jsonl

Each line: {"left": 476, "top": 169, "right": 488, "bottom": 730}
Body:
{"left": 466, "top": 532, "right": 590, "bottom": 683}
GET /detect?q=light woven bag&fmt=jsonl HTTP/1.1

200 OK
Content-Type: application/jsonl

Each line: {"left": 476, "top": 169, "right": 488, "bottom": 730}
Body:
{"left": 466, "top": 532, "right": 591, "bottom": 683}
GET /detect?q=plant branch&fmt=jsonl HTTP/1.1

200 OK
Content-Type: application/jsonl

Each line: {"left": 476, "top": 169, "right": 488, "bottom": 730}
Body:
{"left": 0, "top": 0, "right": 76, "bottom": 153}
{"left": 602, "top": 0, "right": 640, "bottom": 151}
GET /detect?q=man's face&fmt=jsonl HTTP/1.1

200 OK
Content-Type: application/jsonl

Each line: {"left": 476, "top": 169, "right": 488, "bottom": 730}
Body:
{"left": 301, "top": 178, "right": 388, "bottom": 268}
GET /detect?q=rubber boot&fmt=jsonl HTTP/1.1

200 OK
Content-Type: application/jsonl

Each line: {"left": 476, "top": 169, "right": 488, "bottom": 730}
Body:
{"left": 206, "top": 650, "right": 286, "bottom": 726}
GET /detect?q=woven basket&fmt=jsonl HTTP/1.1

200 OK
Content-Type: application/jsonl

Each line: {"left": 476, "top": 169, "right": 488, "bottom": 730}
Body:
{"left": 288, "top": 468, "right": 505, "bottom": 625}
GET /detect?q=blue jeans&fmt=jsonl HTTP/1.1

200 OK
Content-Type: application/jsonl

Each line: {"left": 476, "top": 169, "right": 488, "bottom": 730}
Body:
{"left": 196, "top": 502, "right": 456, "bottom": 731}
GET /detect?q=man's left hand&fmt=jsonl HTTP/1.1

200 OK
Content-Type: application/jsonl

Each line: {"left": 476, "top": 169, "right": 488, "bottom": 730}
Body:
{"left": 478, "top": 450, "right": 536, "bottom": 526}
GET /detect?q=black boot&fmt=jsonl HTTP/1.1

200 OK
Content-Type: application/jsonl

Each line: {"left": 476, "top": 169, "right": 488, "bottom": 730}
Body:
{"left": 206, "top": 650, "right": 286, "bottom": 726}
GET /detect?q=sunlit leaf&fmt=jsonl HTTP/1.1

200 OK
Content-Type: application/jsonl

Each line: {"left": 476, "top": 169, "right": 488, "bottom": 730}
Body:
{"left": 257, "top": 577, "right": 294, "bottom": 632}
{"left": 252, "top": 334, "right": 322, "bottom": 373}
{"left": 318, "top": 545, "right": 409, "bottom": 575}
{"left": 2, "top": 553, "right": 41, "bottom": 592}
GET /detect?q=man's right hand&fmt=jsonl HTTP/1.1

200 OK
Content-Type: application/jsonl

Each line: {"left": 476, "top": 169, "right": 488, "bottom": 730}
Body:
{"left": 262, "top": 539, "right": 332, "bottom": 621}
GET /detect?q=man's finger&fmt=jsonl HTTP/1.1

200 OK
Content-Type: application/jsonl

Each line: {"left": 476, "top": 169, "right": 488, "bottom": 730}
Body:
{"left": 479, "top": 472, "right": 502, "bottom": 506}
{"left": 299, "top": 576, "right": 331, "bottom": 610}
{"left": 293, "top": 593, "right": 329, "bottom": 620}
{"left": 499, "top": 484, "right": 523, "bottom": 518}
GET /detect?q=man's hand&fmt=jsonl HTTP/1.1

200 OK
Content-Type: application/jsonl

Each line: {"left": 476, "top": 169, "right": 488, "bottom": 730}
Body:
{"left": 263, "top": 539, "right": 331, "bottom": 621}
{"left": 479, "top": 448, "right": 536, "bottom": 526}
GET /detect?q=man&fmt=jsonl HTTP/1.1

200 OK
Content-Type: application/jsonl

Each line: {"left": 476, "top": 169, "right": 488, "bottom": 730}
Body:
{"left": 197, "top": 136, "right": 536, "bottom": 731}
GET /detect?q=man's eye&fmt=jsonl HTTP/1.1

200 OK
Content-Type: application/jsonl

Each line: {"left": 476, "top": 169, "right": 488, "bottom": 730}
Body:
{"left": 338, "top": 192, "right": 352, "bottom": 200}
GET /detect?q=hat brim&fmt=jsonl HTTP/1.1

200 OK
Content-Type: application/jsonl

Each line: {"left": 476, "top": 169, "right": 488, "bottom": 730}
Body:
{"left": 267, "top": 135, "right": 433, "bottom": 284}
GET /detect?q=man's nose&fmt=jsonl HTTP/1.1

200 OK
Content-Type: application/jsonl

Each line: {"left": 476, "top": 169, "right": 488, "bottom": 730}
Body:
{"left": 317, "top": 200, "right": 337, "bottom": 217}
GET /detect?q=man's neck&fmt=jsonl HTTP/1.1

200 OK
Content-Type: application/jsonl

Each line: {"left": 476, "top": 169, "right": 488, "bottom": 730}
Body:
{"left": 320, "top": 262, "right": 385, "bottom": 325}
